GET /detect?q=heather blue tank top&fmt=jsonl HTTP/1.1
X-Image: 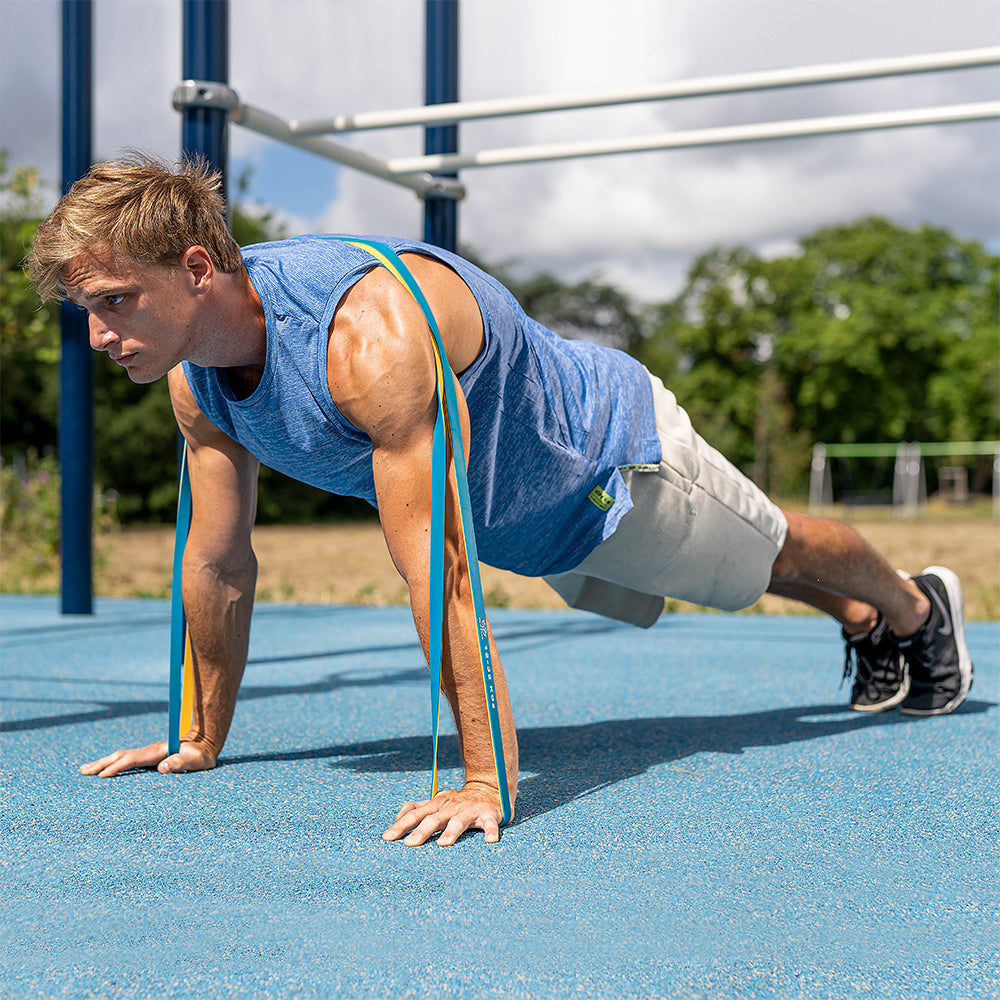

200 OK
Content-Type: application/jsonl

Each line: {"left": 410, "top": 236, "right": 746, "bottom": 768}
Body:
{"left": 182, "top": 235, "right": 661, "bottom": 576}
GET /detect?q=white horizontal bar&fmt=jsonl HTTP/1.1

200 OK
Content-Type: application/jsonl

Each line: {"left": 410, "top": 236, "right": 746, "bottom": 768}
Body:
{"left": 231, "top": 103, "right": 465, "bottom": 199}
{"left": 384, "top": 101, "right": 1000, "bottom": 174}
{"left": 291, "top": 47, "right": 1000, "bottom": 134}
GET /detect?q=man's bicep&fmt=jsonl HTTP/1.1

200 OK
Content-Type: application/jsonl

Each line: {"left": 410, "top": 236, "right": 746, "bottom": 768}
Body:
{"left": 328, "top": 272, "right": 470, "bottom": 589}
{"left": 371, "top": 353, "right": 477, "bottom": 576}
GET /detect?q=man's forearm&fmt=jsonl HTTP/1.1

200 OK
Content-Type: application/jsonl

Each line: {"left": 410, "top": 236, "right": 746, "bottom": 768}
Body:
{"left": 181, "top": 544, "right": 257, "bottom": 758}
{"left": 411, "top": 581, "right": 519, "bottom": 806}
{"left": 443, "top": 622, "right": 520, "bottom": 805}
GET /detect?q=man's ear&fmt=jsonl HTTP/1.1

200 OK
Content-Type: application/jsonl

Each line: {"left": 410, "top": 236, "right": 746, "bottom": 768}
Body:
{"left": 181, "top": 245, "right": 214, "bottom": 291}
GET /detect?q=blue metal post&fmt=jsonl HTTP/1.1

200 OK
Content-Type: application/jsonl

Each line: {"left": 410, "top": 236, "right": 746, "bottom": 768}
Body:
{"left": 180, "top": 0, "right": 229, "bottom": 469}
{"left": 181, "top": 0, "right": 230, "bottom": 194}
{"left": 423, "top": 0, "right": 459, "bottom": 251}
{"left": 59, "top": 0, "right": 94, "bottom": 615}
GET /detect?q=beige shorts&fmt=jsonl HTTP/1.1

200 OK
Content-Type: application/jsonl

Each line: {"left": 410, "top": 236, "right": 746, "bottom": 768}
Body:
{"left": 544, "top": 373, "right": 788, "bottom": 627}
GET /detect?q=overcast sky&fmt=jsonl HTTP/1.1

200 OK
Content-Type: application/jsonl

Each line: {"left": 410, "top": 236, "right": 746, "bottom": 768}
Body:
{"left": 2, "top": 0, "right": 998, "bottom": 301}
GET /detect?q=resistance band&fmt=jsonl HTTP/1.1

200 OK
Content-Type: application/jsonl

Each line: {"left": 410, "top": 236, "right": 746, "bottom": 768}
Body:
{"left": 168, "top": 443, "right": 195, "bottom": 756}
{"left": 339, "top": 239, "right": 511, "bottom": 826}
{"left": 166, "top": 240, "right": 511, "bottom": 824}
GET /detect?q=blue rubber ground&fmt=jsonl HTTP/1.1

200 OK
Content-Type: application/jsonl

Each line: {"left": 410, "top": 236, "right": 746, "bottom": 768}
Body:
{"left": 1, "top": 594, "right": 997, "bottom": 999}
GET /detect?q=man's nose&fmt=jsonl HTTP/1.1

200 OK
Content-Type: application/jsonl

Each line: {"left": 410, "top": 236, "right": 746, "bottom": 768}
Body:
{"left": 88, "top": 314, "right": 119, "bottom": 352}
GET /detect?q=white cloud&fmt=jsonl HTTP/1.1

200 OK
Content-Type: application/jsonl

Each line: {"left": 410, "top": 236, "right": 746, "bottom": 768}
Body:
{"left": 2, "top": 0, "right": 997, "bottom": 303}
{"left": 314, "top": 164, "right": 422, "bottom": 238}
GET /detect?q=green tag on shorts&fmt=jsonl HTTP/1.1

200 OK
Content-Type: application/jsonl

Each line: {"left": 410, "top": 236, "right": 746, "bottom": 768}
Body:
{"left": 587, "top": 485, "right": 615, "bottom": 511}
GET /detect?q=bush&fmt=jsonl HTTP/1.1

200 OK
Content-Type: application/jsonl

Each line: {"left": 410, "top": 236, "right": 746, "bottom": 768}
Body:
{"left": 0, "top": 449, "right": 119, "bottom": 592}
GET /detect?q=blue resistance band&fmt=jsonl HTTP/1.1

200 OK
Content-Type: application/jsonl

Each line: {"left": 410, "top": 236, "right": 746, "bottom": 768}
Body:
{"left": 339, "top": 239, "right": 511, "bottom": 826}
{"left": 168, "top": 442, "right": 193, "bottom": 757}
{"left": 167, "top": 240, "right": 512, "bottom": 824}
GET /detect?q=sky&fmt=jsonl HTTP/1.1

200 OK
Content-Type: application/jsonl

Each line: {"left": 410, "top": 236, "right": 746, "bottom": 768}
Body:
{"left": 2, "top": 0, "right": 998, "bottom": 303}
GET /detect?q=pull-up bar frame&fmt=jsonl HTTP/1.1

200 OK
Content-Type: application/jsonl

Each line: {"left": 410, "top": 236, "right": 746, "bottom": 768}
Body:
{"left": 57, "top": 0, "right": 998, "bottom": 613}
{"left": 173, "top": 45, "right": 1000, "bottom": 200}
{"left": 291, "top": 46, "right": 1000, "bottom": 134}
{"left": 385, "top": 100, "right": 1000, "bottom": 174}
{"left": 170, "top": 85, "right": 464, "bottom": 200}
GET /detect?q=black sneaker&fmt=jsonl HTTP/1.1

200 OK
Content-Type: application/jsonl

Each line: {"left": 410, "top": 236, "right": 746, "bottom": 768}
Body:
{"left": 895, "top": 566, "right": 974, "bottom": 716}
{"left": 842, "top": 615, "right": 909, "bottom": 713}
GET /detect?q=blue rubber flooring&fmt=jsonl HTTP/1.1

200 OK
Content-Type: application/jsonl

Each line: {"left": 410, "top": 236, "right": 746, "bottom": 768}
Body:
{"left": 1, "top": 594, "right": 997, "bottom": 999}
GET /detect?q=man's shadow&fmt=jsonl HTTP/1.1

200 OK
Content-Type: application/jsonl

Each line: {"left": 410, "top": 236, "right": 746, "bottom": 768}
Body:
{"left": 0, "top": 618, "right": 623, "bottom": 734}
{"left": 221, "top": 699, "right": 993, "bottom": 825}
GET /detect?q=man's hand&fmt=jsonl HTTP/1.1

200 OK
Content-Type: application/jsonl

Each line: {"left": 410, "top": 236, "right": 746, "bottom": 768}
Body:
{"left": 79, "top": 739, "right": 218, "bottom": 778}
{"left": 383, "top": 783, "right": 508, "bottom": 846}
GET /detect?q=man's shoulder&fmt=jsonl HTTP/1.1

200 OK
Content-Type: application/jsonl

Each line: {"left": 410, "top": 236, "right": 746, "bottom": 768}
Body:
{"left": 241, "top": 235, "right": 479, "bottom": 276}
{"left": 241, "top": 236, "right": 378, "bottom": 307}
{"left": 240, "top": 234, "right": 344, "bottom": 265}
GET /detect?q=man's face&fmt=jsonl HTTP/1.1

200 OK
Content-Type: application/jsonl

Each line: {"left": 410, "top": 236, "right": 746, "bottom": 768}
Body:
{"left": 63, "top": 249, "right": 202, "bottom": 384}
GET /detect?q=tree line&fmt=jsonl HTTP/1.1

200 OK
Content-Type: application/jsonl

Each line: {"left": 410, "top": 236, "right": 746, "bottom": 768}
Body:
{"left": 2, "top": 152, "right": 997, "bottom": 525}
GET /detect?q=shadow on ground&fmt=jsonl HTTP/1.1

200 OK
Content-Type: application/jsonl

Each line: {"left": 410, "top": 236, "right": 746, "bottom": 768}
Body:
{"left": 220, "top": 698, "right": 994, "bottom": 825}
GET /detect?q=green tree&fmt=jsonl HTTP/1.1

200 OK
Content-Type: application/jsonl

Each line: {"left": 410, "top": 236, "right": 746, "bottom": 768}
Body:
{"left": 512, "top": 272, "right": 644, "bottom": 353}
{"left": 641, "top": 245, "right": 812, "bottom": 493}
{"left": 643, "top": 217, "right": 999, "bottom": 495}
{"left": 462, "top": 249, "right": 647, "bottom": 354}
{"left": 771, "top": 217, "right": 999, "bottom": 448}
{"left": 0, "top": 153, "right": 60, "bottom": 460}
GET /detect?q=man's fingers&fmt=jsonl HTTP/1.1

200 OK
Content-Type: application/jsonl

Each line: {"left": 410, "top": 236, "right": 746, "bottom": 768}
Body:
{"left": 158, "top": 754, "right": 186, "bottom": 774}
{"left": 482, "top": 815, "right": 500, "bottom": 845}
{"left": 403, "top": 812, "right": 455, "bottom": 847}
{"left": 98, "top": 753, "right": 135, "bottom": 777}
{"left": 79, "top": 740, "right": 219, "bottom": 779}
{"left": 383, "top": 800, "right": 433, "bottom": 841}
{"left": 157, "top": 747, "right": 214, "bottom": 774}
{"left": 80, "top": 742, "right": 174, "bottom": 778}
{"left": 437, "top": 809, "right": 500, "bottom": 846}
{"left": 436, "top": 813, "right": 474, "bottom": 847}
{"left": 383, "top": 790, "right": 504, "bottom": 846}
{"left": 80, "top": 753, "right": 116, "bottom": 776}
{"left": 392, "top": 800, "right": 421, "bottom": 823}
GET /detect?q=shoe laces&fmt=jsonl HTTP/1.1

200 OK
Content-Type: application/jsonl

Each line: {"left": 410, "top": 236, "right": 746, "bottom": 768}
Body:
{"left": 842, "top": 643, "right": 863, "bottom": 687}
{"left": 841, "top": 616, "right": 891, "bottom": 687}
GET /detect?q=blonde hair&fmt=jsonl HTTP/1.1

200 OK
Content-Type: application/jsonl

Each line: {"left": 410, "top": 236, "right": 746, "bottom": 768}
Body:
{"left": 27, "top": 151, "right": 243, "bottom": 301}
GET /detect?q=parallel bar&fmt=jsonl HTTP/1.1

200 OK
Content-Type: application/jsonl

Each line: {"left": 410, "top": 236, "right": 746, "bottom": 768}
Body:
{"left": 423, "top": 0, "right": 460, "bottom": 250}
{"left": 233, "top": 102, "right": 465, "bottom": 199}
{"left": 181, "top": 0, "right": 230, "bottom": 193}
{"left": 291, "top": 46, "right": 1000, "bottom": 134}
{"left": 59, "top": 0, "right": 94, "bottom": 615}
{"left": 385, "top": 101, "right": 1000, "bottom": 174}
{"left": 173, "top": 0, "right": 230, "bottom": 754}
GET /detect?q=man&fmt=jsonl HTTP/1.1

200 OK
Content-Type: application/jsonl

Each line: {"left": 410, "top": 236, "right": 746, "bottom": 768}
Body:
{"left": 28, "top": 154, "right": 974, "bottom": 846}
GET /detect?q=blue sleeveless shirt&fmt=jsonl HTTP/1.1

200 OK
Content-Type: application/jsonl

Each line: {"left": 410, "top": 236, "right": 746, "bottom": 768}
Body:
{"left": 182, "top": 235, "right": 661, "bottom": 576}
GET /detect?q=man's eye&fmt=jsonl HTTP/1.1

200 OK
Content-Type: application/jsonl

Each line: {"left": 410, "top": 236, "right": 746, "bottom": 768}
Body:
{"left": 106, "top": 294, "right": 125, "bottom": 306}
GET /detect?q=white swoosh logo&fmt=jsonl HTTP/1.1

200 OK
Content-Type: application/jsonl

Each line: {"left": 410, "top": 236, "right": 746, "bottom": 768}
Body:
{"left": 927, "top": 586, "right": 953, "bottom": 637}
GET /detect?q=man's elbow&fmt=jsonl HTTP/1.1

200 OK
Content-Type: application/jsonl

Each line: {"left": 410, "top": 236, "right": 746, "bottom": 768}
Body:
{"left": 184, "top": 542, "right": 258, "bottom": 594}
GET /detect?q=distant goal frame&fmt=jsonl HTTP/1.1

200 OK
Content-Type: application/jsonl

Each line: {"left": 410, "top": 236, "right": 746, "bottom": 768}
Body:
{"left": 809, "top": 441, "right": 1000, "bottom": 517}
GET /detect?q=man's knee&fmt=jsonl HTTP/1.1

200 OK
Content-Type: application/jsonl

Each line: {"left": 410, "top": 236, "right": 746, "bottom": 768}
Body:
{"left": 769, "top": 510, "right": 807, "bottom": 582}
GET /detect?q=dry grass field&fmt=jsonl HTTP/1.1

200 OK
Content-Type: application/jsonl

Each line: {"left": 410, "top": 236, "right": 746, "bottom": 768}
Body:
{"left": 41, "top": 500, "right": 997, "bottom": 620}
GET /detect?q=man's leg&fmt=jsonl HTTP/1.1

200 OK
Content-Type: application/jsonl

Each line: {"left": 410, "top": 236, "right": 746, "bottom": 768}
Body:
{"left": 767, "top": 511, "right": 928, "bottom": 635}
{"left": 769, "top": 511, "right": 974, "bottom": 715}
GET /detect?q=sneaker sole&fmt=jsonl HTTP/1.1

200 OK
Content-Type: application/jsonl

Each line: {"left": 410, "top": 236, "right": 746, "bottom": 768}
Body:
{"left": 851, "top": 667, "right": 910, "bottom": 713}
{"left": 899, "top": 565, "right": 974, "bottom": 716}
